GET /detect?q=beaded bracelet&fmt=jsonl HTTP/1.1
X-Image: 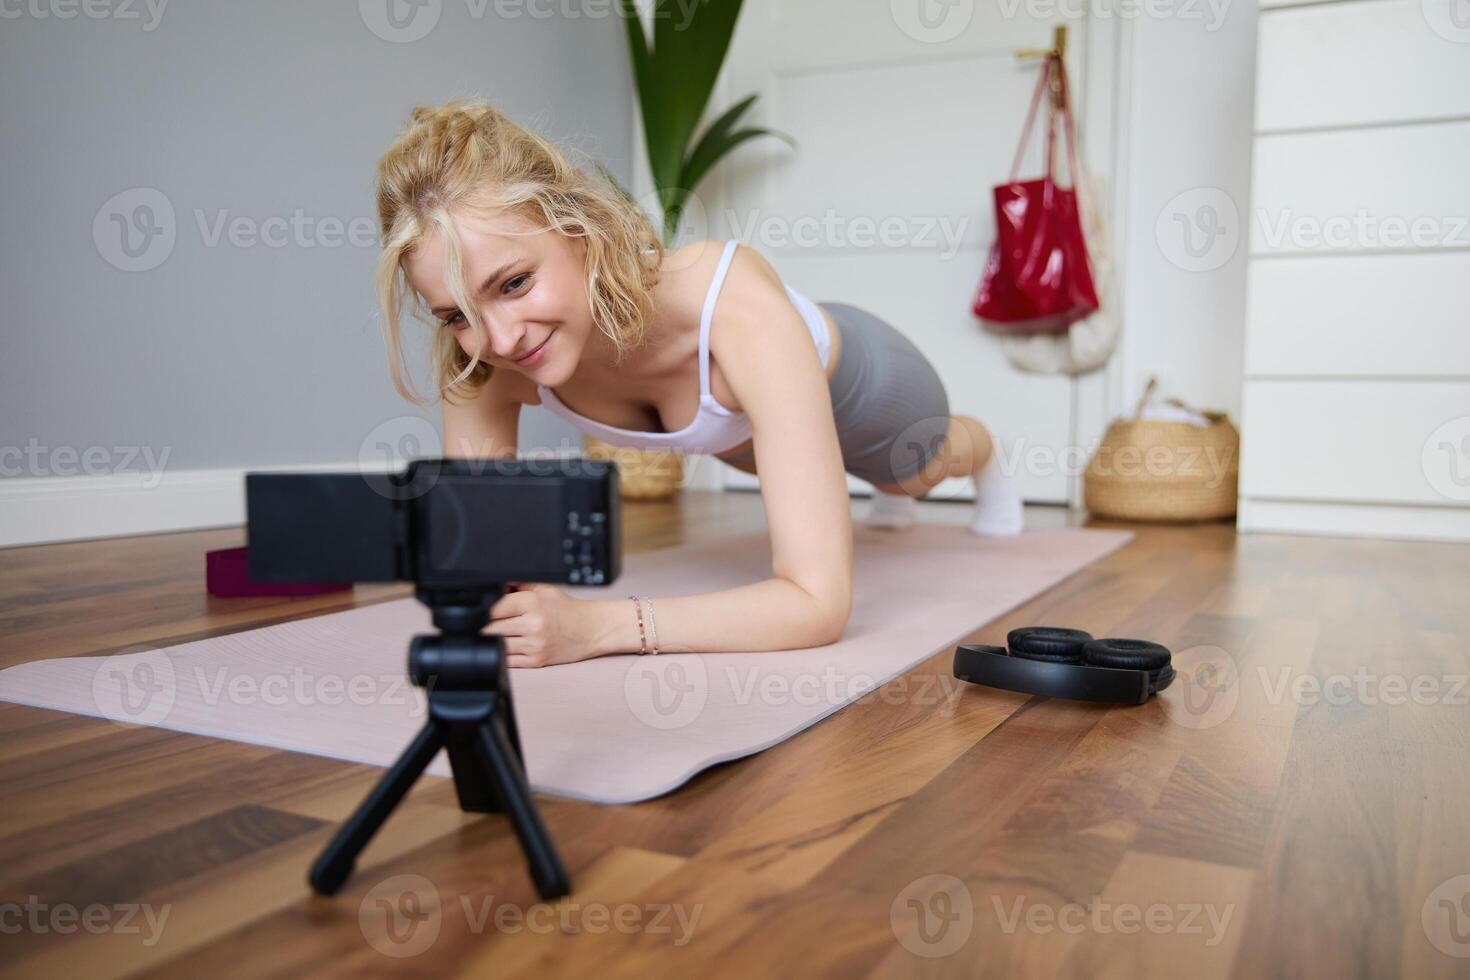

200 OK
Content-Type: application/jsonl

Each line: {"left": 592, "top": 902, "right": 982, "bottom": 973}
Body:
{"left": 643, "top": 597, "right": 660, "bottom": 655}
{"left": 627, "top": 595, "right": 647, "bottom": 654}
{"left": 627, "top": 595, "right": 660, "bottom": 655}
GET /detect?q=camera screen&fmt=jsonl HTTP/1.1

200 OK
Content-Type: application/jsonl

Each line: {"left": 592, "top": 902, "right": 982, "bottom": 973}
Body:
{"left": 425, "top": 475, "right": 569, "bottom": 581}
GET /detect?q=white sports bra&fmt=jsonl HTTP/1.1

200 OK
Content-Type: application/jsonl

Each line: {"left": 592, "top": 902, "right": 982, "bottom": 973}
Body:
{"left": 536, "top": 239, "right": 832, "bottom": 454}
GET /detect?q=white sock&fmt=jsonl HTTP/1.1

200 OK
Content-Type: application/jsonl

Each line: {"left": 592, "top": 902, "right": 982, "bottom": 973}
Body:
{"left": 864, "top": 490, "right": 918, "bottom": 529}
{"left": 968, "top": 450, "right": 1023, "bottom": 536}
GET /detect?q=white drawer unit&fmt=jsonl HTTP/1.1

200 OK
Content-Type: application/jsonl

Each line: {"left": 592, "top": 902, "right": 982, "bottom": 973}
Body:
{"left": 1239, "top": 0, "right": 1470, "bottom": 542}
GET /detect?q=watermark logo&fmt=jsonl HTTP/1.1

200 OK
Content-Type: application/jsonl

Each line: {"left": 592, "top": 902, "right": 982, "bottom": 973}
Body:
{"left": 1422, "top": 0, "right": 1470, "bottom": 43}
{"left": 193, "top": 208, "right": 378, "bottom": 250}
{"left": 725, "top": 208, "right": 969, "bottom": 259}
{"left": 355, "top": 872, "right": 701, "bottom": 955}
{"left": 460, "top": 895, "right": 701, "bottom": 943}
{"left": 0, "top": 439, "right": 171, "bottom": 483}
{"left": 0, "top": 898, "right": 171, "bottom": 946}
{"left": 93, "top": 187, "right": 176, "bottom": 272}
{"left": 359, "top": 874, "right": 442, "bottom": 958}
{"left": 1422, "top": 416, "right": 1470, "bottom": 503}
{"left": 890, "top": 873, "right": 973, "bottom": 957}
{"left": 992, "top": 894, "right": 1234, "bottom": 946}
{"left": 890, "top": 0, "right": 974, "bottom": 43}
{"left": 91, "top": 647, "right": 177, "bottom": 727}
{"left": 998, "top": 0, "right": 1232, "bottom": 30}
{"left": 359, "top": 0, "right": 442, "bottom": 42}
{"left": 1255, "top": 208, "right": 1470, "bottom": 252}
{"left": 192, "top": 666, "right": 430, "bottom": 716}
{"left": 1161, "top": 644, "right": 1466, "bottom": 725}
{"left": 1257, "top": 666, "right": 1468, "bottom": 708}
{"left": 1156, "top": 187, "right": 1239, "bottom": 272}
{"left": 358, "top": 414, "right": 444, "bottom": 501}
{"left": 1162, "top": 644, "right": 1239, "bottom": 730}
{"left": 635, "top": 187, "right": 710, "bottom": 261}
{"left": 629, "top": 191, "right": 970, "bottom": 263}
{"left": 0, "top": 0, "right": 169, "bottom": 30}
{"left": 885, "top": 415, "right": 972, "bottom": 502}
{"left": 358, "top": 0, "right": 704, "bottom": 42}
{"left": 623, "top": 656, "right": 709, "bottom": 730}
{"left": 93, "top": 188, "right": 379, "bottom": 271}
{"left": 1423, "top": 874, "right": 1470, "bottom": 958}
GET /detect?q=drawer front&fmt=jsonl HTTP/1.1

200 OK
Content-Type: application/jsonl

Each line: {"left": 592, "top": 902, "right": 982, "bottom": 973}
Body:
{"left": 1256, "top": 0, "right": 1470, "bottom": 131}
{"left": 1245, "top": 252, "right": 1470, "bottom": 377}
{"left": 1250, "top": 121, "right": 1470, "bottom": 256}
{"left": 1240, "top": 379, "right": 1470, "bottom": 504}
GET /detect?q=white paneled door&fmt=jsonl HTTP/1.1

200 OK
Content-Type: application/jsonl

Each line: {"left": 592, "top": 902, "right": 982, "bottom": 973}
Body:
{"left": 677, "top": 2, "right": 1117, "bottom": 505}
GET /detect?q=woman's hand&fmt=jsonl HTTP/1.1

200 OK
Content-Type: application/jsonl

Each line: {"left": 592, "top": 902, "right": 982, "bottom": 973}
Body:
{"left": 483, "top": 582, "right": 609, "bottom": 668}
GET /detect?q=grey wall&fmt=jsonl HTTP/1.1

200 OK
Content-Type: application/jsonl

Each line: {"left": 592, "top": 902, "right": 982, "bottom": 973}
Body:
{"left": 0, "top": 0, "right": 625, "bottom": 480}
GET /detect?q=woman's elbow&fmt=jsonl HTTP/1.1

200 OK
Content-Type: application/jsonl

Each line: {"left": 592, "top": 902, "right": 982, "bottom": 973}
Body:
{"left": 785, "top": 578, "right": 850, "bottom": 647}
{"left": 816, "top": 597, "right": 851, "bottom": 646}
{"left": 823, "top": 609, "right": 850, "bottom": 645}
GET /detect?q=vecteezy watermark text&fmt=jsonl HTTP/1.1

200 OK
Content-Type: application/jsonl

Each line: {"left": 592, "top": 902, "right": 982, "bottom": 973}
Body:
{"left": 357, "top": 0, "right": 708, "bottom": 44}
{"left": 0, "top": 0, "right": 168, "bottom": 30}
{"left": 0, "top": 898, "right": 171, "bottom": 946}
{"left": 992, "top": 895, "right": 1235, "bottom": 946}
{"left": 1, "top": 439, "right": 171, "bottom": 483}
{"left": 357, "top": 874, "right": 701, "bottom": 958}
{"left": 93, "top": 187, "right": 379, "bottom": 272}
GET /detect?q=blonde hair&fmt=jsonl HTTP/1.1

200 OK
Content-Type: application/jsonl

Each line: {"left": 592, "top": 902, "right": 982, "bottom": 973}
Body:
{"left": 374, "top": 97, "right": 663, "bottom": 407}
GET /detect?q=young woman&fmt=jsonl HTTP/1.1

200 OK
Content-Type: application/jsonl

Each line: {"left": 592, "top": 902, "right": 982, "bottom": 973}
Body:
{"left": 374, "top": 99, "right": 1023, "bottom": 669}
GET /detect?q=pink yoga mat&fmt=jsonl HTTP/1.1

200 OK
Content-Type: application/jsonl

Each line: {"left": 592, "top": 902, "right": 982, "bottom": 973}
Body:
{"left": 0, "top": 524, "right": 1131, "bottom": 804}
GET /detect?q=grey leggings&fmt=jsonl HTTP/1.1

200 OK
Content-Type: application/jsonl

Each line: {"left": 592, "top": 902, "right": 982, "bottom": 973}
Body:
{"left": 721, "top": 301, "right": 952, "bottom": 486}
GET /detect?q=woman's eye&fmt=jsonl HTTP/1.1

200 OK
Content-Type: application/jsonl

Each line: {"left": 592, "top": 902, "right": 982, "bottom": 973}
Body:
{"left": 442, "top": 312, "right": 465, "bottom": 329}
{"left": 505, "top": 273, "right": 532, "bottom": 293}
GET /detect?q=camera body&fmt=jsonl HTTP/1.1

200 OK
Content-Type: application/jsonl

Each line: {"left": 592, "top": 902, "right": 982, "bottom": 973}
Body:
{"left": 245, "top": 456, "right": 621, "bottom": 590}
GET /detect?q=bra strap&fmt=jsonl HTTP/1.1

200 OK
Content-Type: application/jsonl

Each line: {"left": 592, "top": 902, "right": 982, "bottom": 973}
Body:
{"left": 699, "top": 240, "right": 741, "bottom": 397}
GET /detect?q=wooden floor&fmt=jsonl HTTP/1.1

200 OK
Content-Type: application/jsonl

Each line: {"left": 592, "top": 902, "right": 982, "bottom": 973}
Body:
{"left": 2, "top": 490, "right": 1468, "bottom": 978}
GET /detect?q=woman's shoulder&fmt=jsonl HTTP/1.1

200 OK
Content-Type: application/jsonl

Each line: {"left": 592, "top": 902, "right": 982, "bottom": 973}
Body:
{"left": 660, "top": 238, "right": 786, "bottom": 315}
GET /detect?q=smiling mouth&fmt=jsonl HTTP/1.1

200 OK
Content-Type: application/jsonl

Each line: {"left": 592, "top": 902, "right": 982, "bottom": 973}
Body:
{"left": 512, "top": 335, "right": 551, "bottom": 363}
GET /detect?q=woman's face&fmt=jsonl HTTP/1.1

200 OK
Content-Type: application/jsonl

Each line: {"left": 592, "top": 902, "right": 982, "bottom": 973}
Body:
{"left": 402, "top": 209, "right": 593, "bottom": 385}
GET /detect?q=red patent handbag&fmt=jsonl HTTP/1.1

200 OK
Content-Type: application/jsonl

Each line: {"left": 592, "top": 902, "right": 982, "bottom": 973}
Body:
{"left": 972, "top": 55, "right": 1099, "bottom": 335}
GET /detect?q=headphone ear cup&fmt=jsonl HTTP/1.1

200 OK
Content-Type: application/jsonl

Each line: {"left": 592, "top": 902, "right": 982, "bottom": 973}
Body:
{"left": 1082, "top": 638, "right": 1173, "bottom": 694}
{"left": 1007, "top": 626, "right": 1094, "bottom": 665}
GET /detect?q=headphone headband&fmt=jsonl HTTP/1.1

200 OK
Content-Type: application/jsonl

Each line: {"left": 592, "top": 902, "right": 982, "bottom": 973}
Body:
{"left": 953, "top": 638, "right": 1176, "bottom": 706}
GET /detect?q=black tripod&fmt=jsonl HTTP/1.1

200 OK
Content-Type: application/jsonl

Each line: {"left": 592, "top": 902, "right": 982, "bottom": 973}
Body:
{"left": 308, "top": 586, "right": 570, "bottom": 900}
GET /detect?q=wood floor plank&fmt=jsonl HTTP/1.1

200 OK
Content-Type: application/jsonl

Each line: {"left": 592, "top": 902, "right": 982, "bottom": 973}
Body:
{"left": 1, "top": 495, "right": 1465, "bottom": 977}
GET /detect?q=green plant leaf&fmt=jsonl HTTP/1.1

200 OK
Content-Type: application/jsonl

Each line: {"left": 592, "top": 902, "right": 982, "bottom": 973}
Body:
{"left": 621, "top": 0, "right": 797, "bottom": 244}
{"left": 618, "top": 0, "right": 667, "bottom": 184}
{"left": 680, "top": 125, "right": 796, "bottom": 195}
{"left": 681, "top": 93, "right": 757, "bottom": 185}
{"left": 651, "top": 0, "right": 744, "bottom": 179}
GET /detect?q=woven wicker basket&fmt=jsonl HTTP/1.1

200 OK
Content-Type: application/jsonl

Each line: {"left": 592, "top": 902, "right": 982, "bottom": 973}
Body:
{"left": 580, "top": 434, "right": 683, "bottom": 500}
{"left": 1083, "top": 376, "right": 1239, "bottom": 523}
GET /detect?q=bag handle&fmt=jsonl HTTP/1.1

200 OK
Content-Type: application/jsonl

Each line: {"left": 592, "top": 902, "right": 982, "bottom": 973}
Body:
{"left": 1008, "top": 58, "right": 1052, "bottom": 182}
{"left": 1008, "top": 55, "right": 1084, "bottom": 191}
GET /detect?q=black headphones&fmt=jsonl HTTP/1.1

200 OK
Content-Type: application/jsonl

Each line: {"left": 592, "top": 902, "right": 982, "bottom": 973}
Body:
{"left": 953, "top": 627, "right": 1175, "bottom": 706}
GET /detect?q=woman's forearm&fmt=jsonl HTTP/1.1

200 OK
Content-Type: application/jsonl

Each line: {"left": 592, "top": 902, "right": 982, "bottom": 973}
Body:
{"left": 590, "top": 577, "right": 842, "bottom": 656}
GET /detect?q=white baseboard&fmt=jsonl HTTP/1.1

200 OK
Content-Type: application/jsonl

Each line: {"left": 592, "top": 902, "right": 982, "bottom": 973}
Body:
{"left": 1, "top": 452, "right": 736, "bottom": 549}
{"left": 0, "top": 461, "right": 407, "bottom": 549}
{"left": 1238, "top": 497, "right": 1470, "bottom": 543}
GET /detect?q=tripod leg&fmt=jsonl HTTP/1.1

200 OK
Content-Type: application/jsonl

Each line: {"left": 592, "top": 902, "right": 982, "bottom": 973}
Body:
{"left": 309, "top": 721, "right": 444, "bottom": 895}
{"left": 476, "top": 715, "right": 571, "bottom": 900}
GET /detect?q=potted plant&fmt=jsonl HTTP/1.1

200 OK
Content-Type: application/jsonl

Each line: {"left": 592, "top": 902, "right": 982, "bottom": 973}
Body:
{"left": 583, "top": 0, "right": 795, "bottom": 498}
